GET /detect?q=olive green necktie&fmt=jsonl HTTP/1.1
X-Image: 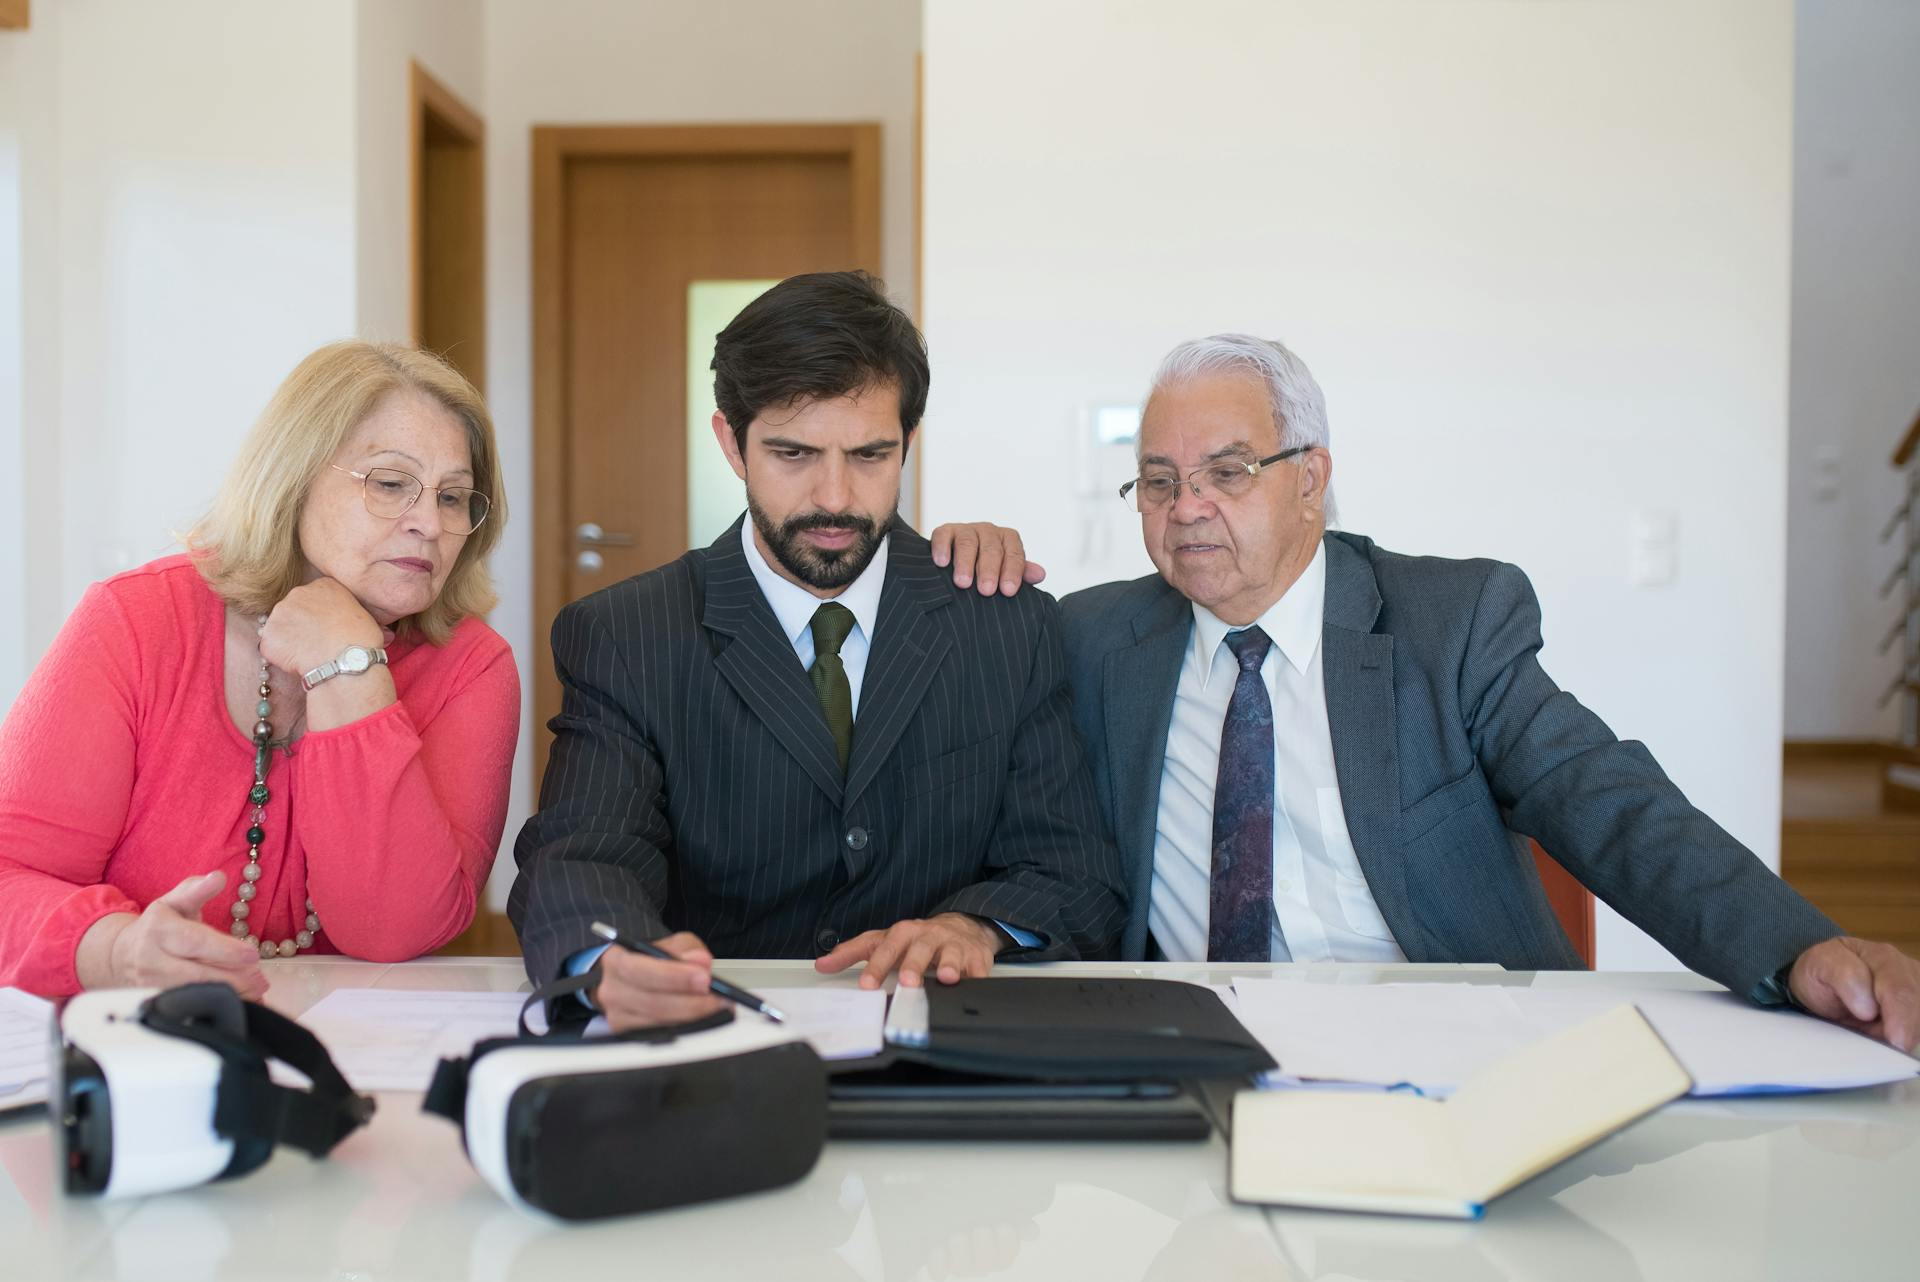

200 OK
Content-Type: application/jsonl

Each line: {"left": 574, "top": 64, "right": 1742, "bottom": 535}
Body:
{"left": 809, "top": 602, "right": 857, "bottom": 774}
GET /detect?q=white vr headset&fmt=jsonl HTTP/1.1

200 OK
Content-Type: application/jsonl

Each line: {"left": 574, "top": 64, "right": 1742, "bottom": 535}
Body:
{"left": 57, "top": 983, "right": 375, "bottom": 1199}
{"left": 422, "top": 1009, "right": 828, "bottom": 1221}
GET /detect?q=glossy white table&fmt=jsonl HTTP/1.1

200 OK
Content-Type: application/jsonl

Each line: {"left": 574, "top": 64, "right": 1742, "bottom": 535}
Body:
{"left": 4, "top": 959, "right": 1917, "bottom": 1281}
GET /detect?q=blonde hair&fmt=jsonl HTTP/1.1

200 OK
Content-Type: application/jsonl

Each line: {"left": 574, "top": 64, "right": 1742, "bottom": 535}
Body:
{"left": 188, "top": 341, "right": 506, "bottom": 646}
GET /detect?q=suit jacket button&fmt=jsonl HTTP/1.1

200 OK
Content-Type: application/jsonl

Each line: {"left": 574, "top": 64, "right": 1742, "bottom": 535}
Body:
{"left": 816, "top": 928, "right": 841, "bottom": 952}
{"left": 844, "top": 827, "right": 869, "bottom": 851}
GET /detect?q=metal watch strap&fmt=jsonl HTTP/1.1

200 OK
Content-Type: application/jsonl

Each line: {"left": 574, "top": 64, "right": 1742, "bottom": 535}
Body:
{"left": 301, "top": 645, "right": 389, "bottom": 692}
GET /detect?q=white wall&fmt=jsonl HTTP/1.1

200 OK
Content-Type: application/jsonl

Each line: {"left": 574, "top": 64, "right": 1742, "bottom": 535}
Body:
{"left": 354, "top": 0, "right": 483, "bottom": 344}
{"left": 0, "top": 15, "right": 45, "bottom": 716}
{"left": 0, "top": 0, "right": 486, "bottom": 701}
{"left": 480, "top": 0, "right": 923, "bottom": 910}
{"left": 1783, "top": 0, "right": 1920, "bottom": 741}
{"left": 9, "top": 0, "right": 359, "bottom": 684}
{"left": 5, "top": 3, "right": 74, "bottom": 706}
{"left": 923, "top": 0, "right": 1796, "bottom": 970}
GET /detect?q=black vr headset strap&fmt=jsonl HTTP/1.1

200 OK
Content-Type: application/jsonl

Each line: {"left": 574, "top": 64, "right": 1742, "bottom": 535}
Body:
{"left": 421, "top": 965, "right": 732, "bottom": 1131}
{"left": 211, "top": 1004, "right": 376, "bottom": 1159}
{"left": 421, "top": 963, "right": 601, "bottom": 1130}
{"left": 517, "top": 962, "right": 603, "bottom": 1038}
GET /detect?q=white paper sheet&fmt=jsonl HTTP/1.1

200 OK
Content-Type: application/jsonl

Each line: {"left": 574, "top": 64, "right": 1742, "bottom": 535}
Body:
{"left": 1235, "top": 982, "right": 1541, "bottom": 1093}
{"left": 296, "top": 984, "right": 885, "bottom": 1092}
{"left": 0, "top": 987, "right": 55, "bottom": 1112}
{"left": 769, "top": 987, "right": 887, "bottom": 1061}
{"left": 295, "top": 990, "right": 527, "bottom": 1092}
{"left": 1513, "top": 988, "right": 1920, "bottom": 1096}
{"left": 1232, "top": 980, "right": 1920, "bottom": 1097}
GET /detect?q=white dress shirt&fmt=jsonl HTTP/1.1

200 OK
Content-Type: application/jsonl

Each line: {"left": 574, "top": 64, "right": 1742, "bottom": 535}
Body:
{"left": 740, "top": 520, "right": 888, "bottom": 716}
{"left": 1148, "top": 542, "right": 1407, "bottom": 963}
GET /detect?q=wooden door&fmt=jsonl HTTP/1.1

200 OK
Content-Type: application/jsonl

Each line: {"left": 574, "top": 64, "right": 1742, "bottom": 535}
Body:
{"left": 533, "top": 125, "right": 882, "bottom": 774}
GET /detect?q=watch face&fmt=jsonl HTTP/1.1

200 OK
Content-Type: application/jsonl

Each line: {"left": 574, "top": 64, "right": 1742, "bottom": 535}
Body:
{"left": 338, "top": 646, "right": 371, "bottom": 674}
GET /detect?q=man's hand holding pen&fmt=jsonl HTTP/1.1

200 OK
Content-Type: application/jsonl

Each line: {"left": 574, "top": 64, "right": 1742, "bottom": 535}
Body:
{"left": 590, "top": 931, "right": 733, "bottom": 1031}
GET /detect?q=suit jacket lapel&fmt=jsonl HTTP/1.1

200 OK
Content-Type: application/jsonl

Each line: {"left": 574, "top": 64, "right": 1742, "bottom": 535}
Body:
{"left": 844, "top": 531, "right": 954, "bottom": 810}
{"left": 1320, "top": 535, "right": 1416, "bottom": 953}
{"left": 1105, "top": 582, "right": 1191, "bottom": 949}
{"left": 701, "top": 519, "right": 845, "bottom": 806}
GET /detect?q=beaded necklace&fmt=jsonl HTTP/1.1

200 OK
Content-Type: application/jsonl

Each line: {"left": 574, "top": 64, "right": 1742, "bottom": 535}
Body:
{"left": 230, "top": 614, "right": 322, "bottom": 959}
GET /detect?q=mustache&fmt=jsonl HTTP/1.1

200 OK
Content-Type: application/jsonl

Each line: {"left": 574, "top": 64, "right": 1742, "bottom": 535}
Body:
{"left": 782, "top": 511, "right": 879, "bottom": 538}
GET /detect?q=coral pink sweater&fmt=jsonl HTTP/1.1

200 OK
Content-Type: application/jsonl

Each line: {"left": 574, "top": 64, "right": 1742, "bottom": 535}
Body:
{"left": 0, "top": 555, "right": 520, "bottom": 996}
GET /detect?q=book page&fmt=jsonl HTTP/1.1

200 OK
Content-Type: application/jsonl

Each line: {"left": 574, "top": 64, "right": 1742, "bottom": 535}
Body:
{"left": 1231, "top": 1091, "right": 1462, "bottom": 1204}
{"left": 1446, "top": 1004, "right": 1691, "bottom": 1202}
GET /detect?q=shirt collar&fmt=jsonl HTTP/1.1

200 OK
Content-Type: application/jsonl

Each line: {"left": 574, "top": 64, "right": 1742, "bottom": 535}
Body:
{"left": 740, "top": 518, "right": 890, "bottom": 651}
{"left": 1190, "top": 539, "right": 1327, "bottom": 686}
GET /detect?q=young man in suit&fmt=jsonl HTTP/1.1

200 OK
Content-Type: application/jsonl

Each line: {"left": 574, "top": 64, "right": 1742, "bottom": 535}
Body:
{"left": 1055, "top": 332, "right": 1919, "bottom": 1050}
{"left": 510, "top": 272, "right": 1124, "bottom": 1030}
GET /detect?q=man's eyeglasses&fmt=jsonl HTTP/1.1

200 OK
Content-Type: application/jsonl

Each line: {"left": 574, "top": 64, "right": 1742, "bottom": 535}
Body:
{"left": 331, "top": 465, "right": 491, "bottom": 535}
{"left": 1118, "top": 446, "right": 1311, "bottom": 513}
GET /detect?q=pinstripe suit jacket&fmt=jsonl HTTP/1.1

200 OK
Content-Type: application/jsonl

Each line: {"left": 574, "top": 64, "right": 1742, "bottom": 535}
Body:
{"left": 509, "top": 518, "right": 1127, "bottom": 985}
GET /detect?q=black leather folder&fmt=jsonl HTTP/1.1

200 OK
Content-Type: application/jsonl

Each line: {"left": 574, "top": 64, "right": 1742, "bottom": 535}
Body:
{"left": 826, "top": 977, "right": 1276, "bottom": 1141}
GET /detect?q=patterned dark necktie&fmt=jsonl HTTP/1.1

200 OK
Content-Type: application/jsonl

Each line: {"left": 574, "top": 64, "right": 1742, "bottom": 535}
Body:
{"left": 809, "top": 602, "right": 857, "bottom": 774}
{"left": 1209, "top": 626, "right": 1274, "bottom": 962}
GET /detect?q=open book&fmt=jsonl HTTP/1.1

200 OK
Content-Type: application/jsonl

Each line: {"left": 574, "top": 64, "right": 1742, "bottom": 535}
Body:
{"left": 1230, "top": 1004, "right": 1691, "bottom": 1218}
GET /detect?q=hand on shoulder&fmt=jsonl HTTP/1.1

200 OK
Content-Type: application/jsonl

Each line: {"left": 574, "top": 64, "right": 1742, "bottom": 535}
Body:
{"left": 929, "top": 523, "right": 1045, "bottom": 597}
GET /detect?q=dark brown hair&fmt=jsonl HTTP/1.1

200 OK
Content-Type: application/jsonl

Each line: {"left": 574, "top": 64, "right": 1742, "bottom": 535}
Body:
{"left": 710, "top": 271, "right": 929, "bottom": 455}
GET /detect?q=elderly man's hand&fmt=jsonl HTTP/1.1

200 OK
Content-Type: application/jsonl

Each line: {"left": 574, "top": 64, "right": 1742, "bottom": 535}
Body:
{"left": 928, "top": 523, "right": 1044, "bottom": 597}
{"left": 814, "top": 913, "right": 1004, "bottom": 989}
{"left": 1789, "top": 936, "right": 1920, "bottom": 1052}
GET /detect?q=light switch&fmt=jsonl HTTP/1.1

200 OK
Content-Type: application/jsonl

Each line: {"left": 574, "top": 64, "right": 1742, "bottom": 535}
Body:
{"left": 1630, "top": 512, "right": 1678, "bottom": 588}
{"left": 1812, "top": 448, "right": 1841, "bottom": 503}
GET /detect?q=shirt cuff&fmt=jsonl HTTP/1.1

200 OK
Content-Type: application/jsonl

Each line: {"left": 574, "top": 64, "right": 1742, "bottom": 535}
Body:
{"left": 566, "top": 942, "right": 611, "bottom": 1007}
{"left": 991, "top": 919, "right": 1044, "bottom": 951}
{"left": 1749, "top": 962, "right": 1800, "bottom": 1009}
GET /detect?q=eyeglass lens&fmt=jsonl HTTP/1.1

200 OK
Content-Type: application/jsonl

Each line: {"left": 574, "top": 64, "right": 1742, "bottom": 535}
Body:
{"left": 360, "top": 467, "right": 490, "bottom": 533}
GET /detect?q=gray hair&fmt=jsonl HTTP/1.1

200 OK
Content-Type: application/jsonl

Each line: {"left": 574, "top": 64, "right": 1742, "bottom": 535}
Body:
{"left": 1148, "top": 333, "right": 1337, "bottom": 523}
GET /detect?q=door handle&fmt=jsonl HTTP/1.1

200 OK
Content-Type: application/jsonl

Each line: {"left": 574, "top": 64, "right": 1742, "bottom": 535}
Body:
{"left": 576, "top": 522, "right": 634, "bottom": 548}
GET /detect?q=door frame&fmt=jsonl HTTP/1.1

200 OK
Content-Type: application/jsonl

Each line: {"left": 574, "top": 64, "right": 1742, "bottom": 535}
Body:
{"left": 530, "top": 123, "right": 884, "bottom": 775}
{"left": 409, "top": 61, "right": 486, "bottom": 382}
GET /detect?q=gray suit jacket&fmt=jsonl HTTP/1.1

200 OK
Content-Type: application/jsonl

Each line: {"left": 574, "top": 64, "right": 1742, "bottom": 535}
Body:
{"left": 510, "top": 519, "right": 1126, "bottom": 987}
{"left": 1060, "top": 531, "right": 1839, "bottom": 996}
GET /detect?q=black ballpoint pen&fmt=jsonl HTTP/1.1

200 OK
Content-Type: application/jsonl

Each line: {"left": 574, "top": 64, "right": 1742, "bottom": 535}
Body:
{"left": 589, "top": 921, "right": 788, "bottom": 1024}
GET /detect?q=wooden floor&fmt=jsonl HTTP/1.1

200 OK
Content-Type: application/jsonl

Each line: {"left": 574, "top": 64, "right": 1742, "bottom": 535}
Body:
{"left": 1782, "top": 749, "right": 1920, "bottom": 957}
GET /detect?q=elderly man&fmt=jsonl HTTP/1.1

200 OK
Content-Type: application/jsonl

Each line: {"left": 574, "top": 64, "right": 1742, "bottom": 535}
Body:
{"left": 1045, "top": 333, "right": 1918, "bottom": 1049}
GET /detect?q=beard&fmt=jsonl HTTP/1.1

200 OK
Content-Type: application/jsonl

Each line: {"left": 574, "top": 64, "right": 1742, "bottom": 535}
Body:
{"left": 749, "top": 499, "right": 895, "bottom": 591}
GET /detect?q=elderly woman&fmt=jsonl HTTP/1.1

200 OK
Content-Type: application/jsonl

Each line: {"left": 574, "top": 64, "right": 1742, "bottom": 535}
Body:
{"left": 0, "top": 341, "right": 518, "bottom": 998}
